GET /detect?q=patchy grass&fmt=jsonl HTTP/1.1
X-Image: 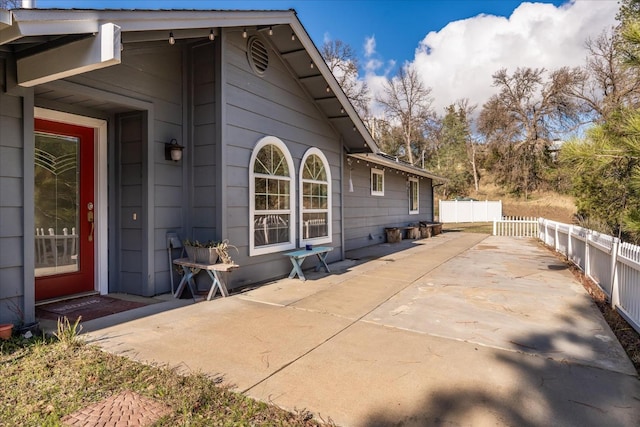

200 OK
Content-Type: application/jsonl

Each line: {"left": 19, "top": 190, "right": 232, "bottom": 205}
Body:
{"left": 0, "top": 328, "right": 326, "bottom": 426}
{"left": 442, "top": 222, "right": 493, "bottom": 234}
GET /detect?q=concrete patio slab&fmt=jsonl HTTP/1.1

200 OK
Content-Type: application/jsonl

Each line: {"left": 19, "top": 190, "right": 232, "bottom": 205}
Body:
{"left": 365, "top": 237, "right": 634, "bottom": 375}
{"left": 290, "top": 274, "right": 408, "bottom": 319}
{"left": 86, "top": 297, "right": 352, "bottom": 391}
{"left": 247, "top": 320, "right": 639, "bottom": 427}
{"left": 82, "top": 232, "right": 640, "bottom": 426}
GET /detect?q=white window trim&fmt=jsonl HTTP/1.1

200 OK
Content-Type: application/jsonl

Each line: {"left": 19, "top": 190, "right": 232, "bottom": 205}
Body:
{"left": 409, "top": 177, "right": 419, "bottom": 214}
{"left": 299, "top": 147, "right": 332, "bottom": 246}
{"left": 371, "top": 168, "right": 384, "bottom": 196}
{"left": 249, "top": 136, "right": 296, "bottom": 256}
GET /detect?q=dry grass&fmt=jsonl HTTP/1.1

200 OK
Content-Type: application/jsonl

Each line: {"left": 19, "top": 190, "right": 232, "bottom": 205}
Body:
{"left": 442, "top": 181, "right": 577, "bottom": 223}
{"left": 0, "top": 333, "right": 327, "bottom": 426}
{"left": 442, "top": 222, "right": 493, "bottom": 234}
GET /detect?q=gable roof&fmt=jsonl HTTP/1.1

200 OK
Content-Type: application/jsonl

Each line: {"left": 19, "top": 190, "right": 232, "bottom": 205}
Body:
{"left": 0, "top": 8, "right": 377, "bottom": 153}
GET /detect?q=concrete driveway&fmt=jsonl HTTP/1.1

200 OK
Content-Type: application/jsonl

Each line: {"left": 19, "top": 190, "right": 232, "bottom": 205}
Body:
{"left": 85, "top": 232, "right": 640, "bottom": 426}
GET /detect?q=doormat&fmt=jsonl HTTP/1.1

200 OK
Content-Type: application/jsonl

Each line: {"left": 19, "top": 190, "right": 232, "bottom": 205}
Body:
{"left": 36, "top": 295, "right": 149, "bottom": 323}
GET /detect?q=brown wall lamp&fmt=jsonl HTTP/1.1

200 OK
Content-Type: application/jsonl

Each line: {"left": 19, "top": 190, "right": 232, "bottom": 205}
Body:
{"left": 165, "top": 139, "right": 184, "bottom": 161}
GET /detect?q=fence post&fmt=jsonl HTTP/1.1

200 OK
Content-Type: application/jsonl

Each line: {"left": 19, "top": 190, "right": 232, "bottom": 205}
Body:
{"left": 610, "top": 238, "right": 620, "bottom": 309}
{"left": 555, "top": 222, "right": 559, "bottom": 252}
{"left": 538, "top": 218, "right": 542, "bottom": 241}
{"left": 568, "top": 225, "right": 573, "bottom": 262}
{"left": 585, "top": 230, "right": 591, "bottom": 278}
{"left": 493, "top": 219, "right": 497, "bottom": 236}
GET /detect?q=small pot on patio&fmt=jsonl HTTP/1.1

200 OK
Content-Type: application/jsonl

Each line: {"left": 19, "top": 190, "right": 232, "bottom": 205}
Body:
{"left": 0, "top": 323, "right": 13, "bottom": 340}
{"left": 385, "top": 227, "right": 402, "bottom": 243}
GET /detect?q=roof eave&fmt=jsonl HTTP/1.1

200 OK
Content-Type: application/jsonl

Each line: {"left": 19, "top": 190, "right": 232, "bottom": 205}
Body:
{"left": 1, "top": 9, "right": 298, "bottom": 44}
{"left": 348, "top": 153, "right": 447, "bottom": 181}
{"left": 1, "top": 8, "right": 377, "bottom": 154}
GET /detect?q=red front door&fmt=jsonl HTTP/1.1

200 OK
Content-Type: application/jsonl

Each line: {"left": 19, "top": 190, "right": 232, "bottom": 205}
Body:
{"left": 34, "top": 119, "right": 95, "bottom": 301}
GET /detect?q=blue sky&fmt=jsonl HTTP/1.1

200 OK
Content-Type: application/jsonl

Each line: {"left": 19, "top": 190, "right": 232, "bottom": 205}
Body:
{"left": 34, "top": 0, "right": 619, "bottom": 114}
{"left": 36, "top": 0, "right": 567, "bottom": 69}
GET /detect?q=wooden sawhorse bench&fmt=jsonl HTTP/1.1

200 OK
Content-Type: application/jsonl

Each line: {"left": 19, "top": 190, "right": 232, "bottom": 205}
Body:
{"left": 173, "top": 258, "right": 239, "bottom": 301}
{"left": 283, "top": 246, "right": 334, "bottom": 281}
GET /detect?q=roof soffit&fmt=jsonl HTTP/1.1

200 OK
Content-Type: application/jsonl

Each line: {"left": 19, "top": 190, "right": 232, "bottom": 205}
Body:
{"left": 3, "top": 8, "right": 377, "bottom": 153}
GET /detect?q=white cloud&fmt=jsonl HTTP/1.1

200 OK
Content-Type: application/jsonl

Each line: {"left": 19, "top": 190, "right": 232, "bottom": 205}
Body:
{"left": 367, "top": 0, "right": 619, "bottom": 117}
{"left": 364, "top": 35, "right": 376, "bottom": 57}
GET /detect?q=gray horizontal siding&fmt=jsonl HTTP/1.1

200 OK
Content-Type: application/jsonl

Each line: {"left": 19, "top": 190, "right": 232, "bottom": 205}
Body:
{"left": 344, "top": 162, "right": 434, "bottom": 251}
{"left": 69, "top": 43, "right": 185, "bottom": 296}
{"left": 222, "top": 31, "right": 342, "bottom": 288}
{"left": 187, "top": 42, "right": 217, "bottom": 250}
{"left": 0, "top": 60, "right": 25, "bottom": 323}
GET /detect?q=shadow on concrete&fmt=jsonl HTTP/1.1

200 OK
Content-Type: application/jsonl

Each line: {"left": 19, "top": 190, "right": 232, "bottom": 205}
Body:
{"left": 345, "top": 233, "right": 453, "bottom": 266}
{"left": 361, "top": 300, "right": 640, "bottom": 427}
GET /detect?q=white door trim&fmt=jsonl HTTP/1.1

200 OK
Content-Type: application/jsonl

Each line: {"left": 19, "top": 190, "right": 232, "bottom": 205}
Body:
{"left": 34, "top": 107, "right": 108, "bottom": 295}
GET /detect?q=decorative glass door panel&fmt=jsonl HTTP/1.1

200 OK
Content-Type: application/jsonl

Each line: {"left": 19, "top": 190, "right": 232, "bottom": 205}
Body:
{"left": 34, "top": 119, "right": 95, "bottom": 301}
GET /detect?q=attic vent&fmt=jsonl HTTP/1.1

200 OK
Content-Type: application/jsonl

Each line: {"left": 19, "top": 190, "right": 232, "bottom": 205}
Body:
{"left": 247, "top": 37, "right": 269, "bottom": 76}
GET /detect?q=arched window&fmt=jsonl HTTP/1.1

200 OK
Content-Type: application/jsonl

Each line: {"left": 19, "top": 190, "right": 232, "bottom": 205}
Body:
{"left": 249, "top": 136, "right": 296, "bottom": 256}
{"left": 299, "top": 148, "right": 332, "bottom": 245}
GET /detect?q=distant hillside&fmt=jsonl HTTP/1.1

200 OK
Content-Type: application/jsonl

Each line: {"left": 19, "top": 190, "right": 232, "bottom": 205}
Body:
{"left": 436, "top": 180, "right": 577, "bottom": 224}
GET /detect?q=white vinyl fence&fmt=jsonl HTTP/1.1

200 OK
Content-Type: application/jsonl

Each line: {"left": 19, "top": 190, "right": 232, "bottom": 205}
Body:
{"left": 439, "top": 200, "right": 502, "bottom": 223}
{"left": 493, "top": 216, "right": 539, "bottom": 237}
{"left": 538, "top": 218, "right": 640, "bottom": 335}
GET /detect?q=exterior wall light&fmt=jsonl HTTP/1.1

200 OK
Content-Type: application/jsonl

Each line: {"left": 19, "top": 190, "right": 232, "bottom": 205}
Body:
{"left": 165, "top": 139, "right": 184, "bottom": 161}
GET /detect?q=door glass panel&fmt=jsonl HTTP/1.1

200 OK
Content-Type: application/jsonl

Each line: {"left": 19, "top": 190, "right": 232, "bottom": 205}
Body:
{"left": 34, "top": 132, "right": 80, "bottom": 277}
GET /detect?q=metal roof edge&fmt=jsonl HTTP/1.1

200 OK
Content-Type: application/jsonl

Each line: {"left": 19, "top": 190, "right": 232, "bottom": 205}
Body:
{"left": 348, "top": 153, "right": 447, "bottom": 181}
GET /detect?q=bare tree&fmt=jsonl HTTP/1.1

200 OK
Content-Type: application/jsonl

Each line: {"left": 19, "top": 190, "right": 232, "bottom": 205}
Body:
{"left": 456, "top": 99, "right": 481, "bottom": 193}
{"left": 478, "top": 67, "right": 584, "bottom": 197}
{"left": 0, "top": 0, "right": 20, "bottom": 9}
{"left": 376, "top": 66, "right": 434, "bottom": 165}
{"left": 571, "top": 28, "right": 640, "bottom": 122}
{"left": 321, "top": 39, "right": 370, "bottom": 118}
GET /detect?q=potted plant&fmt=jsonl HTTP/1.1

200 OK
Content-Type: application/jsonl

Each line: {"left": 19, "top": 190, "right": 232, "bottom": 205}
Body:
{"left": 0, "top": 323, "right": 13, "bottom": 340}
{"left": 183, "top": 239, "right": 238, "bottom": 264}
{"left": 215, "top": 239, "right": 238, "bottom": 264}
{"left": 183, "top": 239, "right": 219, "bottom": 264}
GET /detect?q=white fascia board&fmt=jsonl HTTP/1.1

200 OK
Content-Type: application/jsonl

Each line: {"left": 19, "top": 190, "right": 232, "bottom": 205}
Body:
{"left": 0, "top": 10, "right": 12, "bottom": 30}
{"left": 2, "top": 9, "right": 295, "bottom": 46}
{"left": 17, "top": 23, "right": 121, "bottom": 87}
{"left": 8, "top": 9, "right": 295, "bottom": 36}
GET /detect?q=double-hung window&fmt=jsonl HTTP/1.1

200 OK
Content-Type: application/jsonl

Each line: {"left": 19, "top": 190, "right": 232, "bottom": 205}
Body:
{"left": 299, "top": 148, "right": 332, "bottom": 245}
{"left": 249, "top": 136, "right": 296, "bottom": 256}
{"left": 371, "top": 168, "right": 384, "bottom": 196}
{"left": 409, "top": 177, "right": 419, "bottom": 214}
